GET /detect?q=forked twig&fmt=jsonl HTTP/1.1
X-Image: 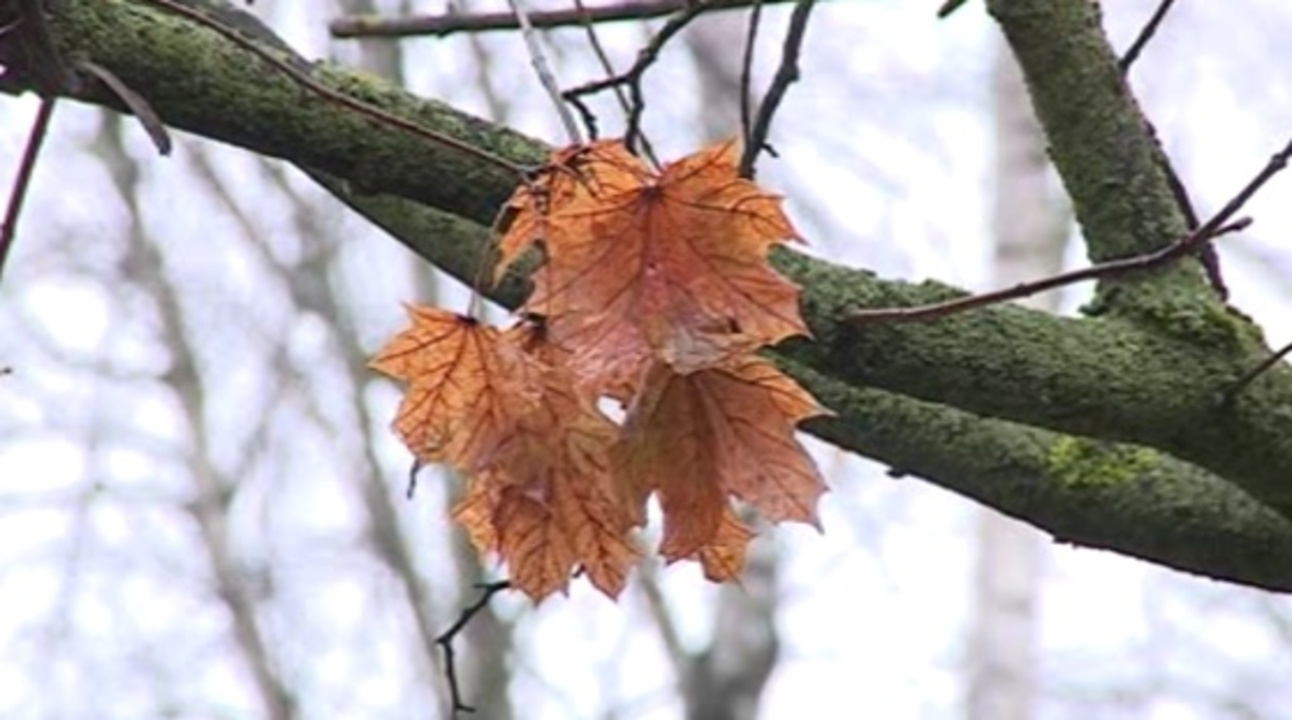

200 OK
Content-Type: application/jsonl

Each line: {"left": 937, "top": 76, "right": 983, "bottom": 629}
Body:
{"left": 572, "top": 0, "right": 630, "bottom": 117}
{"left": 562, "top": 0, "right": 716, "bottom": 155}
{"left": 850, "top": 135, "right": 1292, "bottom": 324}
{"left": 1120, "top": 0, "right": 1177, "bottom": 74}
{"left": 140, "top": 0, "right": 525, "bottom": 175}
{"left": 0, "top": 97, "right": 56, "bottom": 283}
{"left": 436, "top": 580, "right": 512, "bottom": 717}
{"left": 739, "top": 0, "right": 817, "bottom": 178}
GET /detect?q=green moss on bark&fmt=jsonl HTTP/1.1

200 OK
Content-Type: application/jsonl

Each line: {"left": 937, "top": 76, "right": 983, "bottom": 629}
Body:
{"left": 1047, "top": 436, "right": 1158, "bottom": 488}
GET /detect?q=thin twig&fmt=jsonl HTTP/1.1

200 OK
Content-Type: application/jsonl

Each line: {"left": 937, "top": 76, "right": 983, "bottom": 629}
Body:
{"left": 332, "top": 0, "right": 803, "bottom": 38}
{"left": 739, "top": 0, "right": 764, "bottom": 151}
{"left": 406, "top": 459, "right": 423, "bottom": 499}
{"left": 562, "top": 0, "right": 718, "bottom": 155}
{"left": 436, "top": 580, "right": 512, "bottom": 717}
{"left": 567, "top": 0, "right": 661, "bottom": 162}
{"left": 508, "top": 0, "right": 583, "bottom": 144}
{"left": 936, "top": 0, "right": 970, "bottom": 19}
{"left": 140, "top": 0, "right": 525, "bottom": 175}
{"left": 739, "top": 0, "right": 817, "bottom": 178}
{"left": 848, "top": 219, "right": 1251, "bottom": 324}
{"left": 1120, "top": 0, "right": 1177, "bottom": 74}
{"left": 1226, "top": 342, "right": 1292, "bottom": 402}
{"left": 572, "top": 0, "right": 631, "bottom": 117}
{"left": 75, "top": 60, "right": 172, "bottom": 155}
{"left": 851, "top": 135, "right": 1292, "bottom": 324}
{"left": 0, "top": 97, "right": 55, "bottom": 283}
{"left": 1147, "top": 120, "right": 1228, "bottom": 298}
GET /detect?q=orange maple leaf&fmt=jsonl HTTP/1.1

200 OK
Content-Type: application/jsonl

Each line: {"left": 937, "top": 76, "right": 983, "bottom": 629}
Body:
{"left": 615, "top": 356, "right": 829, "bottom": 561}
{"left": 367, "top": 306, "right": 543, "bottom": 470}
{"left": 495, "top": 141, "right": 647, "bottom": 283}
{"left": 696, "top": 510, "right": 755, "bottom": 583}
{"left": 504, "top": 140, "right": 807, "bottom": 395}
{"left": 376, "top": 140, "right": 832, "bottom": 599}
{"left": 450, "top": 323, "right": 640, "bottom": 600}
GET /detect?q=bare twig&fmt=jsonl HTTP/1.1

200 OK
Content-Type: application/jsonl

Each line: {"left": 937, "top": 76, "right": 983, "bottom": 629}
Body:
{"left": 1147, "top": 121, "right": 1229, "bottom": 298}
{"left": 739, "top": 0, "right": 764, "bottom": 151}
{"left": 407, "top": 459, "right": 423, "bottom": 499}
{"left": 331, "top": 0, "right": 803, "bottom": 38}
{"left": 140, "top": 0, "right": 525, "bottom": 175}
{"left": 566, "top": 0, "right": 662, "bottom": 163}
{"left": 852, "top": 137, "right": 1292, "bottom": 324}
{"left": 75, "top": 60, "right": 172, "bottom": 155}
{"left": 739, "top": 0, "right": 817, "bottom": 178}
{"left": 1120, "top": 0, "right": 1177, "bottom": 74}
{"left": 436, "top": 580, "right": 512, "bottom": 717}
{"left": 849, "top": 217, "right": 1251, "bottom": 325}
{"left": 1226, "top": 342, "right": 1292, "bottom": 402}
{"left": 562, "top": 0, "right": 718, "bottom": 154}
{"left": 572, "top": 0, "right": 630, "bottom": 117}
{"left": 936, "top": 0, "right": 970, "bottom": 19}
{"left": 508, "top": 0, "right": 584, "bottom": 143}
{"left": 0, "top": 97, "right": 55, "bottom": 283}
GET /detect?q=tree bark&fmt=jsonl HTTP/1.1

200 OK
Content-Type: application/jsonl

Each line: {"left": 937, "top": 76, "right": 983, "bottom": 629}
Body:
{"left": 8, "top": 0, "right": 1292, "bottom": 592}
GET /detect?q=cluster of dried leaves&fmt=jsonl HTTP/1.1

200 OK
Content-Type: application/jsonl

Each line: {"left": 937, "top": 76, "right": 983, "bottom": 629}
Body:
{"left": 370, "top": 140, "right": 828, "bottom": 600}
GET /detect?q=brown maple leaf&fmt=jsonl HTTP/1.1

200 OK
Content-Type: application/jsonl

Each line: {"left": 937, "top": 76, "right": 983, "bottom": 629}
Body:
{"left": 375, "top": 140, "right": 830, "bottom": 599}
{"left": 450, "top": 322, "right": 640, "bottom": 601}
{"left": 513, "top": 140, "right": 807, "bottom": 395}
{"left": 695, "top": 510, "right": 755, "bottom": 583}
{"left": 616, "top": 356, "right": 829, "bottom": 561}
{"left": 495, "top": 141, "right": 649, "bottom": 284}
{"left": 368, "top": 306, "right": 543, "bottom": 470}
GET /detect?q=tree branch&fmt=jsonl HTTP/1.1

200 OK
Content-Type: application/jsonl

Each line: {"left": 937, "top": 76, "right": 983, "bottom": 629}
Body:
{"left": 330, "top": 0, "right": 802, "bottom": 39}
{"left": 10, "top": 0, "right": 1292, "bottom": 588}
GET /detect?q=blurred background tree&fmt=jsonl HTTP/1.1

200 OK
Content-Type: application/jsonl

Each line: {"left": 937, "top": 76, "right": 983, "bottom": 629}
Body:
{"left": 2, "top": 1, "right": 1292, "bottom": 718}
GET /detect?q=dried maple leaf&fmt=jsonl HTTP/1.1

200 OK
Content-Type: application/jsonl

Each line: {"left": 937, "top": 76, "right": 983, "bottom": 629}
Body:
{"left": 368, "top": 306, "right": 543, "bottom": 470}
{"left": 517, "top": 140, "right": 808, "bottom": 395}
{"left": 492, "top": 484, "right": 579, "bottom": 600}
{"left": 695, "top": 510, "right": 755, "bottom": 583}
{"left": 495, "top": 141, "right": 649, "bottom": 283}
{"left": 376, "top": 140, "right": 831, "bottom": 599}
{"left": 449, "top": 322, "right": 640, "bottom": 601}
{"left": 616, "top": 356, "right": 829, "bottom": 561}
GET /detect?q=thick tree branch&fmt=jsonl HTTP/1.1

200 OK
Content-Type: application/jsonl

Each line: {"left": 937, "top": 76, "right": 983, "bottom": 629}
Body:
{"left": 787, "top": 362, "right": 1292, "bottom": 594}
{"left": 6, "top": 0, "right": 545, "bottom": 223}
{"left": 309, "top": 177, "right": 1292, "bottom": 592}
{"left": 987, "top": 0, "right": 1192, "bottom": 266}
{"left": 9, "top": 0, "right": 1292, "bottom": 587}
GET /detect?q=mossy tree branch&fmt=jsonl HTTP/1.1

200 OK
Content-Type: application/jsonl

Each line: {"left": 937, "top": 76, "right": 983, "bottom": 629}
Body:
{"left": 6, "top": 0, "right": 1292, "bottom": 590}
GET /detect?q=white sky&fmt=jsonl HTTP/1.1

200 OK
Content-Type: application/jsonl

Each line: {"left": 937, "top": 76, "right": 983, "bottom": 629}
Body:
{"left": 3, "top": 1, "right": 1292, "bottom": 719}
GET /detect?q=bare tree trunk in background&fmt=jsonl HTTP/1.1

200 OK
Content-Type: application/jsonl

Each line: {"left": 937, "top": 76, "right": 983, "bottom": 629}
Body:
{"left": 329, "top": 2, "right": 515, "bottom": 716}
{"left": 674, "top": 16, "right": 781, "bottom": 720}
{"left": 95, "top": 113, "right": 296, "bottom": 720}
{"left": 965, "top": 36, "right": 1068, "bottom": 720}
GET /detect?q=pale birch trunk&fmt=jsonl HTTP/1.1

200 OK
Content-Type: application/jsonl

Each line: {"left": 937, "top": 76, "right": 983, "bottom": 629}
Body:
{"left": 965, "top": 35, "right": 1068, "bottom": 720}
